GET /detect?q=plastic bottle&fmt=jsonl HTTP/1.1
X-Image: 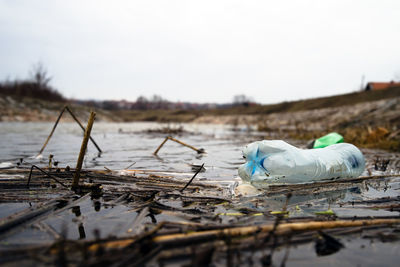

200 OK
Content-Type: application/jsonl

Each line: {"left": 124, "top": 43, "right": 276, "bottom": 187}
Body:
{"left": 238, "top": 140, "right": 365, "bottom": 187}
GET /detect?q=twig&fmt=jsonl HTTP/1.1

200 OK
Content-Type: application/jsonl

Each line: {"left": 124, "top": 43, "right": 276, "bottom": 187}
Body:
{"left": 65, "top": 106, "right": 102, "bottom": 154}
{"left": 0, "top": 199, "right": 61, "bottom": 237}
{"left": 50, "top": 218, "right": 400, "bottom": 254}
{"left": 72, "top": 112, "right": 96, "bottom": 189}
{"left": 87, "top": 222, "right": 167, "bottom": 252}
{"left": 37, "top": 106, "right": 102, "bottom": 157}
{"left": 153, "top": 137, "right": 169, "bottom": 155}
{"left": 124, "top": 162, "right": 136, "bottom": 170}
{"left": 168, "top": 136, "right": 205, "bottom": 154}
{"left": 38, "top": 107, "right": 66, "bottom": 155}
{"left": 180, "top": 163, "right": 204, "bottom": 193}
{"left": 152, "top": 218, "right": 400, "bottom": 246}
{"left": 153, "top": 136, "right": 205, "bottom": 155}
{"left": 27, "top": 165, "right": 68, "bottom": 188}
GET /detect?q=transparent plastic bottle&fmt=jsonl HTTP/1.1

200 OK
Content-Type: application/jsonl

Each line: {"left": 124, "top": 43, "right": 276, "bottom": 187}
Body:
{"left": 238, "top": 140, "right": 365, "bottom": 187}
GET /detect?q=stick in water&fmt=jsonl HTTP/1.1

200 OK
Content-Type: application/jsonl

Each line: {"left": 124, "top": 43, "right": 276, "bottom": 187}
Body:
{"left": 180, "top": 163, "right": 205, "bottom": 193}
{"left": 37, "top": 106, "right": 66, "bottom": 156}
{"left": 72, "top": 112, "right": 96, "bottom": 189}
{"left": 65, "top": 106, "right": 102, "bottom": 154}
{"left": 153, "top": 136, "right": 205, "bottom": 155}
{"left": 37, "top": 106, "right": 102, "bottom": 157}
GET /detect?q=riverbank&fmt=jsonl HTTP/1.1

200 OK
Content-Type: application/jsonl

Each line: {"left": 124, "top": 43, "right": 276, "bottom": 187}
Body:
{"left": 0, "top": 94, "right": 117, "bottom": 122}
{"left": 1, "top": 88, "right": 399, "bottom": 151}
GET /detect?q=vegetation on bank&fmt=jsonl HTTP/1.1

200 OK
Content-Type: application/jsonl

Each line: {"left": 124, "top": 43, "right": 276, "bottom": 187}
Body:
{"left": 199, "top": 86, "right": 400, "bottom": 116}
{"left": 285, "top": 126, "right": 400, "bottom": 152}
{"left": 1, "top": 65, "right": 399, "bottom": 151}
{"left": 113, "top": 86, "right": 400, "bottom": 121}
{"left": 0, "top": 63, "right": 65, "bottom": 102}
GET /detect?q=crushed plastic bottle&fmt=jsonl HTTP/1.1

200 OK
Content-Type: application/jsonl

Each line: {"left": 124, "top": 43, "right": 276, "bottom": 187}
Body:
{"left": 238, "top": 140, "right": 365, "bottom": 187}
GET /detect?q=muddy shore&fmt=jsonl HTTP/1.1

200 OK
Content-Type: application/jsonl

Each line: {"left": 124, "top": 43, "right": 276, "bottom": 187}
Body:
{"left": 1, "top": 93, "right": 399, "bottom": 151}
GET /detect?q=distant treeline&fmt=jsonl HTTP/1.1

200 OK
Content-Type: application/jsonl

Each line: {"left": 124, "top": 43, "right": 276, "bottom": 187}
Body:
{"left": 72, "top": 97, "right": 220, "bottom": 111}
{"left": 0, "top": 80, "right": 65, "bottom": 102}
{"left": 72, "top": 94, "right": 257, "bottom": 111}
{"left": 1, "top": 63, "right": 256, "bottom": 110}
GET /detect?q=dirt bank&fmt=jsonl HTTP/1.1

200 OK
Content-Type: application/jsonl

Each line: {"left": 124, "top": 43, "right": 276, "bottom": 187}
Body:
{"left": 193, "top": 97, "right": 400, "bottom": 130}
{"left": 2, "top": 93, "right": 399, "bottom": 150}
{"left": 0, "top": 94, "right": 118, "bottom": 122}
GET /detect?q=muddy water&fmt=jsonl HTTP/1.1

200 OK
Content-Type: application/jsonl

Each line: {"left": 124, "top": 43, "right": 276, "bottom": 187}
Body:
{"left": 0, "top": 122, "right": 260, "bottom": 178}
{"left": 0, "top": 121, "right": 399, "bottom": 219}
{"left": 0, "top": 121, "right": 259, "bottom": 220}
{"left": 0, "top": 122, "right": 399, "bottom": 266}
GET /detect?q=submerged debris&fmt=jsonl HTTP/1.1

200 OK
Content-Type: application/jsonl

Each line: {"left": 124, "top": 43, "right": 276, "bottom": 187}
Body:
{"left": 315, "top": 231, "right": 344, "bottom": 256}
{"left": 0, "top": 114, "right": 399, "bottom": 266}
{"left": 0, "top": 166, "right": 399, "bottom": 266}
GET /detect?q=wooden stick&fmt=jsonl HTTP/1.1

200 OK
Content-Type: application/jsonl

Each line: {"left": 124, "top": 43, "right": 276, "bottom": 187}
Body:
{"left": 180, "top": 163, "right": 204, "bottom": 193}
{"left": 153, "top": 136, "right": 205, "bottom": 155}
{"left": 27, "top": 165, "right": 68, "bottom": 189}
{"left": 152, "top": 218, "right": 400, "bottom": 245}
{"left": 72, "top": 112, "right": 96, "bottom": 188}
{"left": 38, "top": 106, "right": 102, "bottom": 156}
{"left": 168, "top": 136, "right": 204, "bottom": 154}
{"left": 65, "top": 106, "right": 102, "bottom": 154}
{"left": 66, "top": 218, "right": 400, "bottom": 253}
{"left": 37, "top": 106, "right": 66, "bottom": 156}
{"left": 153, "top": 137, "right": 169, "bottom": 155}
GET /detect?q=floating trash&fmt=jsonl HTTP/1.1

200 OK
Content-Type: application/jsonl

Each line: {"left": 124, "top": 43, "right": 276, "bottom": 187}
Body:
{"left": 238, "top": 140, "right": 365, "bottom": 186}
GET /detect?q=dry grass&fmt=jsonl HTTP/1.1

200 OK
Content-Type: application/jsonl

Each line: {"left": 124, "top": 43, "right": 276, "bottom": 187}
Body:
{"left": 285, "top": 126, "right": 400, "bottom": 152}
{"left": 112, "top": 87, "right": 400, "bottom": 121}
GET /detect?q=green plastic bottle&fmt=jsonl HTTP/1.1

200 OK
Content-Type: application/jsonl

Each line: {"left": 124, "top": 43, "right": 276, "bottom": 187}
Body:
{"left": 313, "top": 132, "right": 344, "bottom": 149}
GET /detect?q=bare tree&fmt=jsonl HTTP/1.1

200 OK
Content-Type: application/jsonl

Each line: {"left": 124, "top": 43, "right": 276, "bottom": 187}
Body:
{"left": 233, "top": 94, "right": 253, "bottom": 104}
{"left": 29, "top": 62, "right": 52, "bottom": 88}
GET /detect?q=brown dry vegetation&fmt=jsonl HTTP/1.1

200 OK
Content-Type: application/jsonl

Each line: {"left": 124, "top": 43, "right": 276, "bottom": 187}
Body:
{"left": 111, "top": 86, "right": 400, "bottom": 121}
{"left": 1, "top": 86, "right": 399, "bottom": 151}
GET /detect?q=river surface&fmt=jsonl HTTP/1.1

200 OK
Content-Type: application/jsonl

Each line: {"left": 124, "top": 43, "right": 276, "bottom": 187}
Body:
{"left": 0, "top": 122, "right": 262, "bottom": 179}
{"left": 1, "top": 121, "right": 398, "bottom": 180}
{"left": 0, "top": 122, "right": 399, "bottom": 266}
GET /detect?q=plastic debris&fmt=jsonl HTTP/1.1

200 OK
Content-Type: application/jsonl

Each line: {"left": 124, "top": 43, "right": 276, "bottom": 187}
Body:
{"left": 238, "top": 140, "right": 365, "bottom": 186}
{"left": 312, "top": 132, "right": 344, "bottom": 149}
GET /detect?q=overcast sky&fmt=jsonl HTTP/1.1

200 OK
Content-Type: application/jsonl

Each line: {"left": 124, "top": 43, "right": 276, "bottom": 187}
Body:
{"left": 1, "top": 0, "right": 399, "bottom": 104}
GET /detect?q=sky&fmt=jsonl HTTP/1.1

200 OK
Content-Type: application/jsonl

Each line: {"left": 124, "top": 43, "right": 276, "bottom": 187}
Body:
{"left": 0, "top": 0, "right": 399, "bottom": 104}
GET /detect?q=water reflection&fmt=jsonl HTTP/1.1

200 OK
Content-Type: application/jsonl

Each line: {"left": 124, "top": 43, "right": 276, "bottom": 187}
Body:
{"left": 315, "top": 232, "right": 344, "bottom": 256}
{"left": 71, "top": 206, "right": 81, "bottom": 217}
{"left": 94, "top": 201, "right": 101, "bottom": 212}
{"left": 0, "top": 122, "right": 256, "bottom": 182}
{"left": 78, "top": 224, "right": 86, "bottom": 240}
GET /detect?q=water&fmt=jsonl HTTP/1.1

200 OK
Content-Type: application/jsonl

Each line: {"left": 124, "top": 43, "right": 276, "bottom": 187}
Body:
{"left": 0, "top": 122, "right": 399, "bottom": 266}
{"left": 0, "top": 122, "right": 260, "bottom": 179}
{"left": 0, "top": 121, "right": 399, "bottom": 220}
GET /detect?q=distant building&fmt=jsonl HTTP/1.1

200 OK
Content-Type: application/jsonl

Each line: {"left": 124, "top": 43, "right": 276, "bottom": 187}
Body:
{"left": 365, "top": 81, "right": 400, "bottom": 91}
